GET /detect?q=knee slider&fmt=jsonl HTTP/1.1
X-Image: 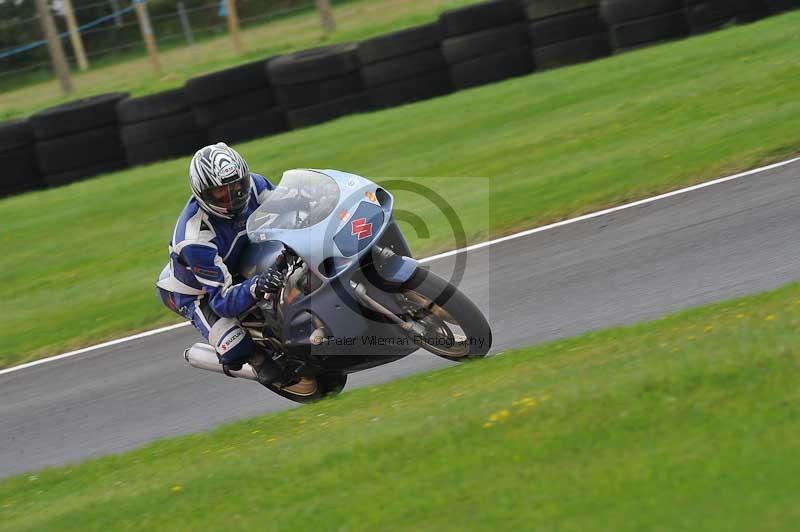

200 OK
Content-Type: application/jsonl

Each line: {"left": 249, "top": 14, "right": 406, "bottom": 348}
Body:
{"left": 209, "top": 318, "right": 254, "bottom": 366}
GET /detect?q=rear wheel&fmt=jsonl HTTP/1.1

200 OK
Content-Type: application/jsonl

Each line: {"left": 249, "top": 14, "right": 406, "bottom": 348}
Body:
{"left": 397, "top": 268, "right": 492, "bottom": 362}
{"left": 263, "top": 372, "right": 347, "bottom": 404}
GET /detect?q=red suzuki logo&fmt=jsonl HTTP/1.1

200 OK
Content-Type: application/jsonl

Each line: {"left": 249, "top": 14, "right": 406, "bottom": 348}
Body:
{"left": 351, "top": 218, "right": 373, "bottom": 240}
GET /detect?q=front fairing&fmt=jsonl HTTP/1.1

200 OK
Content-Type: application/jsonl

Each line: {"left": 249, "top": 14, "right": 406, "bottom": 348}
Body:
{"left": 241, "top": 170, "right": 419, "bottom": 363}
{"left": 246, "top": 169, "right": 394, "bottom": 279}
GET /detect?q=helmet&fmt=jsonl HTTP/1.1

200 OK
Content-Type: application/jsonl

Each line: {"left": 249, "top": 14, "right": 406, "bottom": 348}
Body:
{"left": 189, "top": 142, "right": 252, "bottom": 219}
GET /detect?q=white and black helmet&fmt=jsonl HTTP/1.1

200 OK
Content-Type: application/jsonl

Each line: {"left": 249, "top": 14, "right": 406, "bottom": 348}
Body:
{"left": 189, "top": 142, "right": 251, "bottom": 219}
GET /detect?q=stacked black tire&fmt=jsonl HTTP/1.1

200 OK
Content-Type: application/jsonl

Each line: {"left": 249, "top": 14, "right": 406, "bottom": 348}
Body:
{"left": 0, "top": 120, "right": 41, "bottom": 197}
{"left": 679, "top": 0, "right": 794, "bottom": 34}
{"left": 268, "top": 45, "right": 371, "bottom": 129}
{"left": 525, "top": 0, "right": 611, "bottom": 70}
{"left": 118, "top": 89, "right": 203, "bottom": 166}
{"left": 30, "top": 93, "right": 128, "bottom": 187}
{"left": 358, "top": 24, "right": 452, "bottom": 109}
{"left": 735, "top": 0, "right": 771, "bottom": 22}
{"left": 441, "top": 0, "right": 533, "bottom": 90}
{"left": 601, "top": 0, "right": 689, "bottom": 50}
{"left": 187, "top": 60, "right": 287, "bottom": 145}
{"left": 682, "top": 0, "right": 744, "bottom": 33}
{"left": 764, "top": 0, "right": 800, "bottom": 12}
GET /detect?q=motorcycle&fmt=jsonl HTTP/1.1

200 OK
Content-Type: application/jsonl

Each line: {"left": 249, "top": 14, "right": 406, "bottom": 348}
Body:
{"left": 183, "top": 169, "right": 492, "bottom": 403}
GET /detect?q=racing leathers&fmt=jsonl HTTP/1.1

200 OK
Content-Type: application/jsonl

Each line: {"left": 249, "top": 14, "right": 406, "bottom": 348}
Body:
{"left": 157, "top": 173, "right": 273, "bottom": 366}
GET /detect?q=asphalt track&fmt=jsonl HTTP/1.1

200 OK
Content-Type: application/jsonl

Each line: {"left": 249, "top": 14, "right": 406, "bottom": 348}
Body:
{"left": 2, "top": 159, "right": 800, "bottom": 478}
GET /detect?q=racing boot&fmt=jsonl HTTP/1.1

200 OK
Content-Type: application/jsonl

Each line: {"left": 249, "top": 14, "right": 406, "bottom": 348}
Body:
{"left": 250, "top": 350, "right": 282, "bottom": 384}
{"left": 222, "top": 361, "right": 244, "bottom": 375}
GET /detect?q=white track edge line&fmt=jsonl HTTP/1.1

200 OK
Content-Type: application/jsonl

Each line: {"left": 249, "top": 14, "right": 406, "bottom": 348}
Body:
{"left": 2, "top": 155, "right": 798, "bottom": 377}
{"left": 420, "top": 156, "right": 800, "bottom": 264}
{"left": 0, "top": 322, "right": 192, "bottom": 376}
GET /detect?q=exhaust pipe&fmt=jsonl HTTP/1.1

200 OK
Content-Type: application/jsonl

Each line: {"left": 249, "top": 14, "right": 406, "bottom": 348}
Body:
{"left": 183, "top": 343, "right": 259, "bottom": 381}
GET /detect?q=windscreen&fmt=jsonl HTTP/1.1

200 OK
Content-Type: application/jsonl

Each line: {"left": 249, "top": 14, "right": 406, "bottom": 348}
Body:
{"left": 247, "top": 171, "right": 341, "bottom": 233}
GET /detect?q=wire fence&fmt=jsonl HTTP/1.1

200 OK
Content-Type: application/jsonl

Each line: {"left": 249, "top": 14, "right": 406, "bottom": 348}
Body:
{"left": 0, "top": 0, "right": 313, "bottom": 86}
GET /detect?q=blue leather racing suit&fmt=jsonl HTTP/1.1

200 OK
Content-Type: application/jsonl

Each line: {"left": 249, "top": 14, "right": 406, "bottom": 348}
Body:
{"left": 157, "top": 173, "right": 273, "bottom": 365}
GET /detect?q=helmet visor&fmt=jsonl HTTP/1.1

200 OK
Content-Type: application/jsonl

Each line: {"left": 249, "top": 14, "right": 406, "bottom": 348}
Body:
{"left": 202, "top": 176, "right": 251, "bottom": 216}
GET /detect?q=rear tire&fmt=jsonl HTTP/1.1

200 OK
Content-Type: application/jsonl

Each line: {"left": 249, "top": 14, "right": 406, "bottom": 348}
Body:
{"left": 399, "top": 268, "right": 492, "bottom": 362}
{"left": 263, "top": 372, "right": 347, "bottom": 404}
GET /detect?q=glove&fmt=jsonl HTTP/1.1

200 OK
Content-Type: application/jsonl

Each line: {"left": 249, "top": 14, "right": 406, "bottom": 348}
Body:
{"left": 251, "top": 267, "right": 284, "bottom": 300}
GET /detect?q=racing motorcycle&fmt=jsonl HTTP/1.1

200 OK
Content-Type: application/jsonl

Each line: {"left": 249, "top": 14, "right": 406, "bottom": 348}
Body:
{"left": 183, "top": 169, "right": 492, "bottom": 403}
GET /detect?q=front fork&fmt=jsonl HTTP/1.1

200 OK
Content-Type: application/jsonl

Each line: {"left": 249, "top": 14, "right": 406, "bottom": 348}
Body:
{"left": 351, "top": 245, "right": 428, "bottom": 335}
{"left": 370, "top": 244, "right": 419, "bottom": 284}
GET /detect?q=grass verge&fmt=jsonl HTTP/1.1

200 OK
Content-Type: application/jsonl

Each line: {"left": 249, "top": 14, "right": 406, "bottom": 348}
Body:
{"left": 1, "top": 280, "right": 799, "bottom": 530}
{"left": 0, "top": 0, "right": 480, "bottom": 120}
{"left": 1, "top": 12, "right": 799, "bottom": 366}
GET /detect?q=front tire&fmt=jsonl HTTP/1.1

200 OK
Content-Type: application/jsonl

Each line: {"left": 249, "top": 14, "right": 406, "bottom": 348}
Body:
{"left": 398, "top": 268, "right": 492, "bottom": 362}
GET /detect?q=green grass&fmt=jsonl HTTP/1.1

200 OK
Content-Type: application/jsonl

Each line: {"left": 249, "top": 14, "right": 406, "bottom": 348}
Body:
{"left": 2, "top": 280, "right": 799, "bottom": 531}
{"left": 0, "top": 0, "right": 480, "bottom": 120}
{"left": 1, "top": 11, "right": 800, "bottom": 367}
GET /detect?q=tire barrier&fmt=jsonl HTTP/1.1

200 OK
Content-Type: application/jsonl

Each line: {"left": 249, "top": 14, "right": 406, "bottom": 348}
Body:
{"left": 268, "top": 44, "right": 370, "bottom": 129}
{"left": 523, "top": 0, "right": 600, "bottom": 19}
{"left": 1, "top": 0, "right": 798, "bottom": 197}
{"left": 736, "top": 0, "right": 772, "bottom": 23}
{"left": 601, "top": 0, "right": 689, "bottom": 50}
{"left": 525, "top": 2, "right": 611, "bottom": 70}
{"left": 30, "top": 92, "right": 128, "bottom": 187}
{"left": 683, "top": 0, "right": 742, "bottom": 33}
{"left": 682, "top": 0, "right": 782, "bottom": 33}
{"left": 117, "top": 88, "right": 204, "bottom": 166}
{"left": 358, "top": 24, "right": 453, "bottom": 109}
{"left": 765, "top": 0, "right": 800, "bottom": 12}
{"left": 441, "top": 1, "right": 533, "bottom": 89}
{"left": 440, "top": 0, "right": 527, "bottom": 36}
{"left": 0, "top": 120, "right": 41, "bottom": 197}
{"left": 187, "top": 59, "right": 287, "bottom": 145}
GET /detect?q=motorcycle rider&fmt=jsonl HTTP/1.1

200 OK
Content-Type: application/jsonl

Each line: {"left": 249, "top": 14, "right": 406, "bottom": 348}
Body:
{"left": 156, "top": 142, "right": 317, "bottom": 396}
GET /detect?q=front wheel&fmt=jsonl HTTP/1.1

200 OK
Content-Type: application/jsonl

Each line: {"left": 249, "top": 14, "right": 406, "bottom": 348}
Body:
{"left": 397, "top": 268, "right": 492, "bottom": 362}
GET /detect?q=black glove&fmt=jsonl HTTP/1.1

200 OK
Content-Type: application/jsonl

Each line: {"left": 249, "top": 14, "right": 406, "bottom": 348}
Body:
{"left": 251, "top": 267, "right": 284, "bottom": 300}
